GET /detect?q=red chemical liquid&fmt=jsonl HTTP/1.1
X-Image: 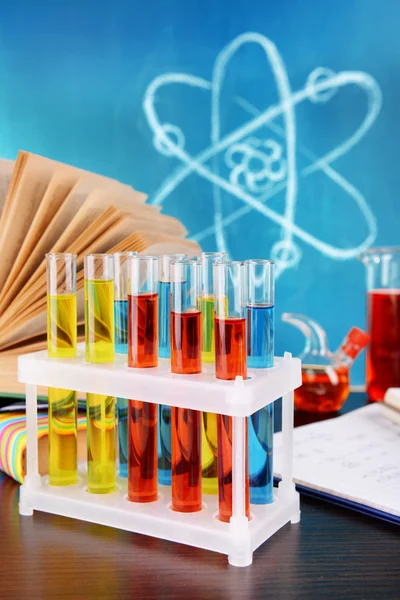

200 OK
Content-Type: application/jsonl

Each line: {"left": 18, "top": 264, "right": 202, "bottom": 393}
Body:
{"left": 367, "top": 289, "right": 400, "bottom": 402}
{"left": 295, "top": 366, "right": 350, "bottom": 413}
{"left": 171, "top": 311, "right": 201, "bottom": 374}
{"left": 128, "top": 400, "right": 158, "bottom": 502}
{"left": 217, "top": 414, "right": 250, "bottom": 523}
{"left": 127, "top": 292, "right": 158, "bottom": 503}
{"left": 214, "top": 317, "right": 247, "bottom": 381}
{"left": 170, "top": 311, "right": 202, "bottom": 512}
{"left": 128, "top": 292, "right": 158, "bottom": 368}
{"left": 214, "top": 317, "right": 250, "bottom": 523}
{"left": 171, "top": 407, "right": 202, "bottom": 512}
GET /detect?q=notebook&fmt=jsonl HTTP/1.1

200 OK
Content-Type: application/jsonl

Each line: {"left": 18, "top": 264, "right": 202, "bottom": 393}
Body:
{"left": 274, "top": 403, "right": 400, "bottom": 524}
{"left": 0, "top": 411, "right": 87, "bottom": 483}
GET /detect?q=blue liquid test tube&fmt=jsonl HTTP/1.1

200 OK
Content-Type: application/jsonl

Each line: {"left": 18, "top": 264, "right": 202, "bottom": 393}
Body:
{"left": 158, "top": 253, "right": 186, "bottom": 485}
{"left": 114, "top": 251, "right": 137, "bottom": 478}
{"left": 246, "top": 259, "right": 275, "bottom": 504}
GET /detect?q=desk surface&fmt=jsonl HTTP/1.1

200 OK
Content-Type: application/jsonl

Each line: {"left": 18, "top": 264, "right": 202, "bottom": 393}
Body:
{"left": 0, "top": 394, "right": 399, "bottom": 600}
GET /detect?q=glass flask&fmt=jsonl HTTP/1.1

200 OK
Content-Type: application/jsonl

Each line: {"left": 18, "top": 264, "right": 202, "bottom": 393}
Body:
{"left": 283, "top": 313, "right": 369, "bottom": 413}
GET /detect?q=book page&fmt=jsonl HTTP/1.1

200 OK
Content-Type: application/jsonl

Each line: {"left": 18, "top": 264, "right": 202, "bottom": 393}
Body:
{"left": 22, "top": 214, "right": 193, "bottom": 315}
{"left": 0, "top": 231, "right": 200, "bottom": 349}
{"left": 116, "top": 231, "right": 200, "bottom": 257}
{"left": 141, "top": 239, "right": 199, "bottom": 257}
{"left": 0, "top": 153, "right": 27, "bottom": 229}
{"left": 0, "top": 354, "right": 48, "bottom": 397}
{"left": 85, "top": 189, "right": 186, "bottom": 236}
{"left": 0, "top": 165, "right": 81, "bottom": 311}
{"left": 2, "top": 208, "right": 154, "bottom": 323}
{"left": 1, "top": 207, "right": 122, "bottom": 322}
{"left": 0, "top": 173, "right": 145, "bottom": 313}
{"left": 0, "top": 152, "right": 60, "bottom": 290}
{"left": 274, "top": 404, "right": 400, "bottom": 517}
{"left": 0, "top": 221, "right": 157, "bottom": 345}
{"left": 0, "top": 159, "right": 14, "bottom": 218}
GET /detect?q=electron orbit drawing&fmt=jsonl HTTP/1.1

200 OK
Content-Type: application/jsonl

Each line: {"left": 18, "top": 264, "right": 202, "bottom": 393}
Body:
{"left": 143, "top": 32, "right": 382, "bottom": 278}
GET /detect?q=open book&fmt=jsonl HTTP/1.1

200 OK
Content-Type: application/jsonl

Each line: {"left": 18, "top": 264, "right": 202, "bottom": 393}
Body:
{"left": 0, "top": 152, "right": 200, "bottom": 396}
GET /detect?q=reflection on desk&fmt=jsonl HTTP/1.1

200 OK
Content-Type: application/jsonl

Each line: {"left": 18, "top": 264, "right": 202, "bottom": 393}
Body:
{"left": 0, "top": 394, "right": 398, "bottom": 599}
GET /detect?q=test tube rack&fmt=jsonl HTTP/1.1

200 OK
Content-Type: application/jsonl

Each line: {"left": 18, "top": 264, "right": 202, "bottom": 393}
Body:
{"left": 18, "top": 349, "right": 301, "bottom": 567}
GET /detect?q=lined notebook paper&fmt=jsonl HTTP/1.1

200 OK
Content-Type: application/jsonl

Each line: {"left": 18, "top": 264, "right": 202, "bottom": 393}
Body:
{"left": 274, "top": 404, "right": 400, "bottom": 524}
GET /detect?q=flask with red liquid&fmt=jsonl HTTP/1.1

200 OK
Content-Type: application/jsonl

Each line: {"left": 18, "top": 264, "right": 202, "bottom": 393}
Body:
{"left": 283, "top": 313, "right": 369, "bottom": 413}
{"left": 360, "top": 247, "right": 400, "bottom": 402}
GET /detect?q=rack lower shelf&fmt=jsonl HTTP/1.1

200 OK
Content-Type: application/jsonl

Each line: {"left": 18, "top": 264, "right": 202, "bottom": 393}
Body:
{"left": 18, "top": 350, "right": 301, "bottom": 567}
{"left": 20, "top": 473, "right": 300, "bottom": 566}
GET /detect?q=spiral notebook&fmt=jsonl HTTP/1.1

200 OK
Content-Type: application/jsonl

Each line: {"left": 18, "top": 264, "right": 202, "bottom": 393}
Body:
{"left": 274, "top": 402, "right": 400, "bottom": 524}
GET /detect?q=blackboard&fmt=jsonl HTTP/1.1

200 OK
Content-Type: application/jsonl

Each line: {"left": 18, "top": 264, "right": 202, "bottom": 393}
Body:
{"left": 1, "top": 0, "right": 398, "bottom": 384}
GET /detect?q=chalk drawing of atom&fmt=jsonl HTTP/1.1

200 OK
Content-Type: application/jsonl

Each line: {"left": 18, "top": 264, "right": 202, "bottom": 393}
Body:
{"left": 143, "top": 32, "right": 381, "bottom": 278}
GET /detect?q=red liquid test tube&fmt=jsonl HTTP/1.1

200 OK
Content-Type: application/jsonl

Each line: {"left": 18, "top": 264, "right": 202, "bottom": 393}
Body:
{"left": 170, "top": 259, "right": 202, "bottom": 513}
{"left": 127, "top": 255, "right": 158, "bottom": 503}
{"left": 213, "top": 260, "right": 250, "bottom": 523}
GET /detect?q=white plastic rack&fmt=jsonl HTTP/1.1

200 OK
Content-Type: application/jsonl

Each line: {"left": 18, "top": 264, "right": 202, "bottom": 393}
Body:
{"left": 18, "top": 349, "right": 301, "bottom": 567}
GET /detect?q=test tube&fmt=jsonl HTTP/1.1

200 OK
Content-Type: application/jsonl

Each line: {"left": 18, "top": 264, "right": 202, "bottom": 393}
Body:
{"left": 85, "top": 254, "right": 115, "bottom": 363}
{"left": 200, "top": 251, "right": 228, "bottom": 495}
{"left": 46, "top": 253, "right": 78, "bottom": 486}
{"left": 114, "top": 251, "right": 137, "bottom": 478}
{"left": 158, "top": 253, "right": 186, "bottom": 486}
{"left": 128, "top": 255, "right": 158, "bottom": 502}
{"left": 84, "top": 254, "right": 117, "bottom": 494}
{"left": 115, "top": 251, "right": 137, "bottom": 353}
{"left": 201, "top": 252, "right": 228, "bottom": 363}
{"left": 158, "top": 254, "right": 187, "bottom": 358}
{"left": 246, "top": 259, "right": 275, "bottom": 504}
{"left": 214, "top": 260, "right": 250, "bottom": 523}
{"left": 170, "top": 259, "right": 202, "bottom": 512}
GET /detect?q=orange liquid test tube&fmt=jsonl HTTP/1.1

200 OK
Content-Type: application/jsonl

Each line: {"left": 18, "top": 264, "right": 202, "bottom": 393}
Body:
{"left": 170, "top": 259, "right": 202, "bottom": 513}
{"left": 214, "top": 260, "right": 250, "bottom": 523}
{"left": 127, "top": 256, "right": 158, "bottom": 503}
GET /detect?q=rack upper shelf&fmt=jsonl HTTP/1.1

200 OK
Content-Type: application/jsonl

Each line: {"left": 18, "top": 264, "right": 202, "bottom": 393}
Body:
{"left": 18, "top": 350, "right": 301, "bottom": 417}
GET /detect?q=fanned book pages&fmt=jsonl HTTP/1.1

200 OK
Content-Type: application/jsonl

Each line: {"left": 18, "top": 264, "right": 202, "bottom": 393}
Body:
{"left": 0, "top": 151, "right": 200, "bottom": 396}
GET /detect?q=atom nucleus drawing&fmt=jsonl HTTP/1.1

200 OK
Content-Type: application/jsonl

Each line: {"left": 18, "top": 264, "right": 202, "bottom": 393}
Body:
{"left": 143, "top": 32, "right": 381, "bottom": 278}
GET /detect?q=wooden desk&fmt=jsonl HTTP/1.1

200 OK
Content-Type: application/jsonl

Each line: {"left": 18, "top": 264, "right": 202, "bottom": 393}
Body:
{"left": 0, "top": 394, "right": 399, "bottom": 599}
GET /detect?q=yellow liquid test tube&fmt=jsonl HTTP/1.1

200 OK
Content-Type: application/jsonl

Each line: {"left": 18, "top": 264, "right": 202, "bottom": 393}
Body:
{"left": 86, "top": 394, "right": 117, "bottom": 493}
{"left": 84, "top": 254, "right": 117, "bottom": 494}
{"left": 48, "top": 388, "right": 78, "bottom": 485}
{"left": 85, "top": 279, "right": 115, "bottom": 363}
{"left": 46, "top": 254, "right": 78, "bottom": 486}
{"left": 200, "top": 252, "right": 227, "bottom": 494}
{"left": 201, "top": 296, "right": 215, "bottom": 364}
{"left": 201, "top": 295, "right": 217, "bottom": 492}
